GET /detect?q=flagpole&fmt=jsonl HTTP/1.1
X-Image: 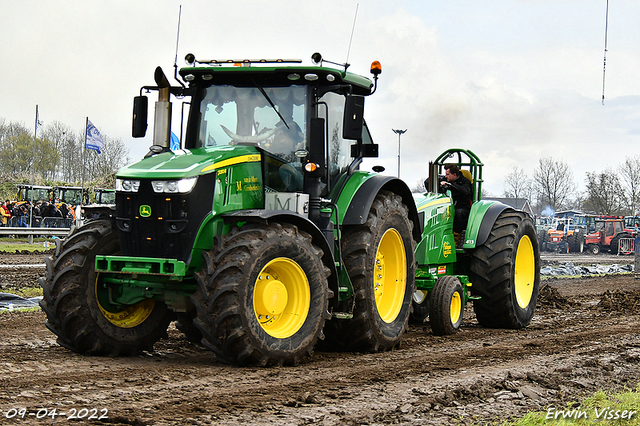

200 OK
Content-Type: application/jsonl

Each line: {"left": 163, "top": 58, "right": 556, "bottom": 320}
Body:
{"left": 32, "top": 105, "right": 38, "bottom": 184}
{"left": 82, "top": 117, "right": 87, "bottom": 204}
{"left": 30, "top": 105, "right": 38, "bottom": 234}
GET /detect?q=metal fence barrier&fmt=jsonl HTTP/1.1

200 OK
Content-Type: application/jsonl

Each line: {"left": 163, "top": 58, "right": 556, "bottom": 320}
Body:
{"left": 41, "top": 217, "right": 74, "bottom": 228}
{"left": 0, "top": 227, "right": 71, "bottom": 237}
{"left": 618, "top": 238, "right": 634, "bottom": 255}
{"left": 1, "top": 213, "right": 76, "bottom": 242}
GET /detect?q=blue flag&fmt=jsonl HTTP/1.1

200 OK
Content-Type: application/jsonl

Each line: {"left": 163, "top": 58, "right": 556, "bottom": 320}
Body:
{"left": 170, "top": 132, "right": 180, "bottom": 151}
{"left": 86, "top": 119, "right": 105, "bottom": 154}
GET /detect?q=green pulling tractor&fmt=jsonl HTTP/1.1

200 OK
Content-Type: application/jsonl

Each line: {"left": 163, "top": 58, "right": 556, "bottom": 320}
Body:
{"left": 39, "top": 52, "right": 540, "bottom": 366}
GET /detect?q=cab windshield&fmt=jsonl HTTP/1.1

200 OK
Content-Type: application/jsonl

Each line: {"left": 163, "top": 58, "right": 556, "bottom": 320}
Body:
{"left": 196, "top": 85, "right": 307, "bottom": 164}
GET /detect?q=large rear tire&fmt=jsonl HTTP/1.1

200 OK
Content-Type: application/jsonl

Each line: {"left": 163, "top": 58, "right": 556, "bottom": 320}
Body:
{"left": 568, "top": 230, "right": 584, "bottom": 253}
{"left": 610, "top": 233, "right": 632, "bottom": 254}
{"left": 470, "top": 210, "right": 540, "bottom": 329}
{"left": 38, "top": 218, "right": 172, "bottom": 356}
{"left": 191, "top": 222, "right": 331, "bottom": 366}
{"left": 322, "top": 190, "right": 416, "bottom": 352}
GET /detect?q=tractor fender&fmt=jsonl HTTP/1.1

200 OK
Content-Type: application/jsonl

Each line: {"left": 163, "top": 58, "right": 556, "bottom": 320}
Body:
{"left": 221, "top": 209, "right": 339, "bottom": 309}
{"left": 464, "top": 201, "right": 512, "bottom": 248}
{"left": 341, "top": 174, "right": 422, "bottom": 242}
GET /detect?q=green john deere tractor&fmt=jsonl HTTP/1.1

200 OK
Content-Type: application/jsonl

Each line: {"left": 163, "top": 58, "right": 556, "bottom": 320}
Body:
{"left": 39, "top": 52, "right": 540, "bottom": 366}
{"left": 410, "top": 149, "right": 540, "bottom": 334}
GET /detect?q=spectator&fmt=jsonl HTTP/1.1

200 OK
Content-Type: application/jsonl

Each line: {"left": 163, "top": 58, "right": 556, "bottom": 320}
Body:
{"left": 33, "top": 201, "right": 42, "bottom": 227}
{"left": 0, "top": 200, "right": 10, "bottom": 227}
{"left": 49, "top": 204, "right": 63, "bottom": 227}
{"left": 13, "top": 203, "right": 29, "bottom": 227}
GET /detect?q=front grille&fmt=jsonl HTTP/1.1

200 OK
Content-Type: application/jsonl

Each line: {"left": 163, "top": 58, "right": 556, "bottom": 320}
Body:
{"left": 115, "top": 174, "right": 215, "bottom": 262}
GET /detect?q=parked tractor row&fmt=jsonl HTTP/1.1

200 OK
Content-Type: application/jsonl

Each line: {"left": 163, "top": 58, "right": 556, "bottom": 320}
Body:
{"left": 38, "top": 53, "right": 540, "bottom": 366}
{"left": 537, "top": 214, "right": 636, "bottom": 255}
{"left": 15, "top": 184, "right": 115, "bottom": 206}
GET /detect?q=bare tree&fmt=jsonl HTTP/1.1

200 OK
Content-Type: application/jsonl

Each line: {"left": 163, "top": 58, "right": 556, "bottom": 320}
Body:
{"left": 620, "top": 155, "right": 640, "bottom": 215}
{"left": 84, "top": 136, "right": 130, "bottom": 181}
{"left": 58, "top": 131, "right": 83, "bottom": 182}
{"left": 503, "top": 166, "right": 533, "bottom": 201}
{"left": 583, "top": 169, "right": 627, "bottom": 214}
{"left": 532, "top": 157, "right": 576, "bottom": 212}
{"left": 411, "top": 178, "right": 427, "bottom": 193}
{"left": 41, "top": 120, "right": 74, "bottom": 180}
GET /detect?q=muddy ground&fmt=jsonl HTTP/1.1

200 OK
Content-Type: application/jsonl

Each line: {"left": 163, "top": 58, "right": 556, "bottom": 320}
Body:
{"left": 0, "top": 250, "right": 639, "bottom": 425}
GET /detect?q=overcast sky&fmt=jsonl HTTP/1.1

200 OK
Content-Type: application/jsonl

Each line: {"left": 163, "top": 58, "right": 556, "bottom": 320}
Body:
{"left": 2, "top": 0, "right": 639, "bottom": 196}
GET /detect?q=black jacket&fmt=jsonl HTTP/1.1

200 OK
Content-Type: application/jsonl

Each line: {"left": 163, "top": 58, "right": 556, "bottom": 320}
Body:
{"left": 442, "top": 174, "right": 472, "bottom": 210}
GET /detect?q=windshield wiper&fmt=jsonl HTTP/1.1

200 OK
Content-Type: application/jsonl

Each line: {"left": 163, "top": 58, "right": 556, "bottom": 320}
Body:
{"left": 252, "top": 80, "right": 289, "bottom": 129}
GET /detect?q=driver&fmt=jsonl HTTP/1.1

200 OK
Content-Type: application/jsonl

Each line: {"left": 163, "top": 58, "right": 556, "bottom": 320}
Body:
{"left": 268, "top": 121, "right": 304, "bottom": 162}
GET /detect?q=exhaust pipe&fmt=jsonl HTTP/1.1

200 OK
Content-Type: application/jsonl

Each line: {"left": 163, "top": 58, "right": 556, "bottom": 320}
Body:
{"left": 153, "top": 67, "right": 172, "bottom": 150}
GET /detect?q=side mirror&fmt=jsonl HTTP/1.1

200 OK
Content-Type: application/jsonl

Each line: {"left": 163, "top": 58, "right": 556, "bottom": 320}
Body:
{"left": 132, "top": 96, "right": 148, "bottom": 138}
{"left": 351, "top": 143, "right": 379, "bottom": 158}
{"left": 343, "top": 94, "right": 364, "bottom": 140}
{"left": 307, "top": 117, "right": 326, "bottom": 176}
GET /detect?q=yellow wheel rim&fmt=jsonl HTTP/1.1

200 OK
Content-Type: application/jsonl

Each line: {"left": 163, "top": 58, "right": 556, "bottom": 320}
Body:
{"left": 374, "top": 228, "right": 407, "bottom": 323}
{"left": 95, "top": 275, "right": 155, "bottom": 328}
{"left": 450, "top": 291, "right": 462, "bottom": 325}
{"left": 514, "top": 234, "right": 536, "bottom": 309}
{"left": 253, "top": 257, "right": 310, "bottom": 339}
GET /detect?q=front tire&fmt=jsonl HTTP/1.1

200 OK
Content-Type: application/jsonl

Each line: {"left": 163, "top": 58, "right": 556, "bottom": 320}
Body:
{"left": 429, "top": 276, "right": 464, "bottom": 336}
{"left": 322, "top": 190, "right": 416, "bottom": 352}
{"left": 192, "top": 222, "right": 331, "bottom": 366}
{"left": 470, "top": 210, "right": 540, "bottom": 329}
{"left": 38, "top": 218, "right": 172, "bottom": 356}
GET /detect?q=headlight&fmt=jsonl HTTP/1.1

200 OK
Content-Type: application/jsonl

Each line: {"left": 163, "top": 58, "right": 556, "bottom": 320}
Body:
{"left": 150, "top": 177, "right": 198, "bottom": 194}
{"left": 116, "top": 179, "right": 140, "bottom": 192}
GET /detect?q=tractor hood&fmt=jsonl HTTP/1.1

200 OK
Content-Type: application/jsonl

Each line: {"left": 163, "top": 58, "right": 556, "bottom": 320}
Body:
{"left": 117, "top": 145, "right": 261, "bottom": 180}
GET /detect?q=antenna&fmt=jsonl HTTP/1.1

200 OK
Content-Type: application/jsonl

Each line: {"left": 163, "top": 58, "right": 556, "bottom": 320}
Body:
{"left": 601, "top": 0, "right": 609, "bottom": 106}
{"left": 174, "top": 5, "right": 185, "bottom": 87}
{"left": 345, "top": 3, "right": 359, "bottom": 69}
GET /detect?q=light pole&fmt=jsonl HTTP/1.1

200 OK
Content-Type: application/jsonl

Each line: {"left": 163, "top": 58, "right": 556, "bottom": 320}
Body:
{"left": 392, "top": 129, "right": 406, "bottom": 178}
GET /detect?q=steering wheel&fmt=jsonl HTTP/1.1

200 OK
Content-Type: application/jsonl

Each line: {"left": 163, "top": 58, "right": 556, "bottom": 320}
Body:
{"left": 220, "top": 125, "right": 275, "bottom": 146}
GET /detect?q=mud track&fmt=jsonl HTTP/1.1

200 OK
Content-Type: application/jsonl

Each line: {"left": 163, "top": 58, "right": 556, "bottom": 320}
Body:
{"left": 1, "top": 251, "right": 639, "bottom": 425}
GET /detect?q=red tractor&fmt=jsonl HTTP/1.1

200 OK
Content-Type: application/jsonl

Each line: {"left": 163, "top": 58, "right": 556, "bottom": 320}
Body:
{"left": 539, "top": 218, "right": 585, "bottom": 253}
{"left": 583, "top": 219, "right": 634, "bottom": 254}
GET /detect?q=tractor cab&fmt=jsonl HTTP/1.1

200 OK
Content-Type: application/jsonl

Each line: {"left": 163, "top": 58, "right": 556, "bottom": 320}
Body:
{"left": 16, "top": 184, "right": 52, "bottom": 204}
{"left": 53, "top": 186, "right": 86, "bottom": 205}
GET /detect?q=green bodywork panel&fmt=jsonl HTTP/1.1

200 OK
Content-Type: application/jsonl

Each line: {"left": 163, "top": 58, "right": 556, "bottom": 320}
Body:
{"left": 414, "top": 193, "right": 456, "bottom": 266}
{"left": 329, "top": 171, "right": 376, "bottom": 304}
{"left": 462, "top": 200, "right": 501, "bottom": 249}
{"left": 330, "top": 170, "right": 374, "bottom": 223}
{"left": 117, "top": 145, "right": 262, "bottom": 180}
